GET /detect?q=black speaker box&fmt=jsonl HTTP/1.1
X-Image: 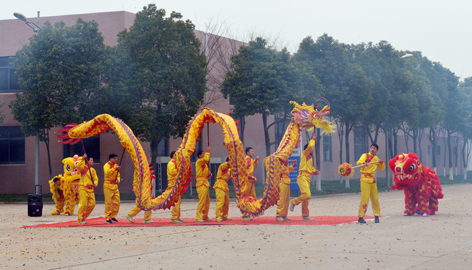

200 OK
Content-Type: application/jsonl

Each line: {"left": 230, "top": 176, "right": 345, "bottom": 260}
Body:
{"left": 28, "top": 185, "right": 43, "bottom": 217}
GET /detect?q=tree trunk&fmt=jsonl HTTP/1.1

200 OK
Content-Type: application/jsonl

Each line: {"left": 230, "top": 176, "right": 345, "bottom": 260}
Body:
{"left": 429, "top": 127, "right": 437, "bottom": 171}
{"left": 447, "top": 130, "right": 453, "bottom": 180}
{"left": 239, "top": 116, "right": 246, "bottom": 144}
{"left": 262, "top": 113, "right": 271, "bottom": 157}
{"left": 44, "top": 132, "right": 52, "bottom": 179}
{"left": 344, "top": 122, "right": 351, "bottom": 188}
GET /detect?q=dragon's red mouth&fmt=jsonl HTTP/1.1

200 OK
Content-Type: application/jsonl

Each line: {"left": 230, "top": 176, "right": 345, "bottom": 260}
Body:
{"left": 395, "top": 173, "right": 413, "bottom": 181}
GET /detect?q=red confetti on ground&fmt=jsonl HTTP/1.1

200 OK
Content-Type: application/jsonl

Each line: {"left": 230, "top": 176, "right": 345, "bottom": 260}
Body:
{"left": 22, "top": 216, "right": 377, "bottom": 228}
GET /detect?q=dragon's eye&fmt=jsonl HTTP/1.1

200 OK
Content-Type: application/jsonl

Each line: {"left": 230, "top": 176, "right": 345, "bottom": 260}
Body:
{"left": 408, "top": 163, "right": 416, "bottom": 172}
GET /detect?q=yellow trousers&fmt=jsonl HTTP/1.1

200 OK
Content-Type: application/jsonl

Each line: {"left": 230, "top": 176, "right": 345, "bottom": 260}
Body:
{"left": 171, "top": 196, "right": 181, "bottom": 220}
{"left": 292, "top": 176, "right": 311, "bottom": 217}
{"left": 78, "top": 189, "right": 95, "bottom": 222}
{"left": 128, "top": 204, "right": 152, "bottom": 220}
{"left": 247, "top": 182, "right": 256, "bottom": 199}
{"left": 276, "top": 182, "right": 290, "bottom": 217}
{"left": 52, "top": 199, "right": 65, "bottom": 214}
{"left": 104, "top": 188, "right": 120, "bottom": 220}
{"left": 65, "top": 183, "right": 79, "bottom": 215}
{"left": 196, "top": 185, "right": 210, "bottom": 220}
{"left": 215, "top": 188, "right": 230, "bottom": 220}
{"left": 358, "top": 181, "right": 380, "bottom": 217}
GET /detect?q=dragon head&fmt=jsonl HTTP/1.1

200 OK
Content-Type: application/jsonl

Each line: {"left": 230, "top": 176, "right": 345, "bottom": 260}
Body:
{"left": 290, "top": 97, "right": 335, "bottom": 134}
{"left": 389, "top": 152, "right": 422, "bottom": 188}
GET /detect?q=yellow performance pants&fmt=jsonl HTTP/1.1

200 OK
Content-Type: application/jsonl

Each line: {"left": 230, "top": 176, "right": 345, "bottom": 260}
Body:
{"left": 65, "top": 182, "right": 79, "bottom": 215}
{"left": 128, "top": 202, "right": 152, "bottom": 221}
{"left": 52, "top": 199, "right": 65, "bottom": 214}
{"left": 104, "top": 188, "right": 120, "bottom": 220}
{"left": 292, "top": 176, "right": 311, "bottom": 217}
{"left": 358, "top": 181, "right": 380, "bottom": 218}
{"left": 196, "top": 185, "right": 210, "bottom": 220}
{"left": 276, "top": 182, "right": 290, "bottom": 217}
{"left": 78, "top": 189, "right": 95, "bottom": 222}
{"left": 171, "top": 196, "right": 181, "bottom": 220}
{"left": 215, "top": 188, "right": 230, "bottom": 220}
{"left": 247, "top": 182, "right": 256, "bottom": 199}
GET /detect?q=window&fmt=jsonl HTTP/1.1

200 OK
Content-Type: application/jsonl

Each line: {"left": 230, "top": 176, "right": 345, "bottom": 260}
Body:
{"left": 323, "top": 134, "right": 332, "bottom": 162}
{"left": 0, "top": 57, "right": 21, "bottom": 93}
{"left": 0, "top": 126, "right": 25, "bottom": 164}
{"left": 354, "top": 127, "right": 368, "bottom": 160}
{"left": 157, "top": 139, "right": 168, "bottom": 157}
{"left": 63, "top": 135, "right": 100, "bottom": 163}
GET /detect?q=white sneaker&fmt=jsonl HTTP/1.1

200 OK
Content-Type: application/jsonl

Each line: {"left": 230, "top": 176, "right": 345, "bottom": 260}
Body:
{"left": 302, "top": 216, "right": 314, "bottom": 221}
{"left": 178, "top": 219, "right": 184, "bottom": 222}
{"left": 275, "top": 217, "right": 284, "bottom": 222}
{"left": 143, "top": 219, "right": 154, "bottom": 223}
{"left": 283, "top": 216, "right": 292, "bottom": 221}
{"left": 77, "top": 221, "right": 87, "bottom": 224}
{"left": 195, "top": 219, "right": 205, "bottom": 222}
{"left": 216, "top": 219, "right": 223, "bottom": 222}
{"left": 170, "top": 219, "right": 183, "bottom": 223}
{"left": 223, "top": 217, "right": 232, "bottom": 221}
{"left": 125, "top": 214, "right": 134, "bottom": 223}
{"left": 65, "top": 213, "right": 70, "bottom": 216}
{"left": 289, "top": 200, "right": 295, "bottom": 212}
{"left": 204, "top": 218, "right": 212, "bottom": 222}
{"left": 241, "top": 217, "right": 253, "bottom": 221}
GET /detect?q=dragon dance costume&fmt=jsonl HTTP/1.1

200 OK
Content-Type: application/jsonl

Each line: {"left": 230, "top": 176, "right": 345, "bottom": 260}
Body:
{"left": 77, "top": 159, "right": 99, "bottom": 222}
{"left": 195, "top": 150, "right": 211, "bottom": 221}
{"left": 103, "top": 161, "right": 121, "bottom": 222}
{"left": 357, "top": 152, "right": 385, "bottom": 218}
{"left": 213, "top": 162, "right": 231, "bottom": 220}
{"left": 167, "top": 158, "right": 181, "bottom": 220}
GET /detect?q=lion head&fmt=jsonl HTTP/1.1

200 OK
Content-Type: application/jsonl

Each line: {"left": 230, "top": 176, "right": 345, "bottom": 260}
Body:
{"left": 389, "top": 152, "right": 423, "bottom": 188}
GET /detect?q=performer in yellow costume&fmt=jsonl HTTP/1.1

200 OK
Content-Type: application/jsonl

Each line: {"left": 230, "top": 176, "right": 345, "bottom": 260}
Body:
{"left": 168, "top": 151, "right": 184, "bottom": 224}
{"left": 104, "top": 154, "right": 121, "bottom": 224}
{"left": 275, "top": 159, "right": 297, "bottom": 222}
{"left": 357, "top": 144, "right": 385, "bottom": 224}
{"left": 49, "top": 175, "right": 65, "bottom": 215}
{"left": 63, "top": 155, "right": 80, "bottom": 216}
{"left": 290, "top": 133, "right": 318, "bottom": 220}
{"left": 195, "top": 147, "right": 212, "bottom": 222}
{"left": 77, "top": 154, "right": 99, "bottom": 224}
{"left": 213, "top": 158, "right": 232, "bottom": 222}
{"left": 241, "top": 147, "right": 260, "bottom": 221}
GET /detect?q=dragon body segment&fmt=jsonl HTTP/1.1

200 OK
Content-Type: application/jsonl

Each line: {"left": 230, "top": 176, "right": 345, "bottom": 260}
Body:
{"left": 59, "top": 101, "right": 333, "bottom": 217}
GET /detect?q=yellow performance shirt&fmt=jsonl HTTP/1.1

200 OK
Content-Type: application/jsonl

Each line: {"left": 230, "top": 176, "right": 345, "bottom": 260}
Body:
{"left": 103, "top": 162, "right": 120, "bottom": 191}
{"left": 77, "top": 159, "right": 99, "bottom": 192}
{"left": 196, "top": 151, "right": 211, "bottom": 188}
{"left": 245, "top": 155, "right": 257, "bottom": 183}
{"left": 281, "top": 163, "right": 296, "bottom": 185}
{"left": 298, "top": 139, "right": 317, "bottom": 178}
{"left": 357, "top": 153, "right": 386, "bottom": 184}
{"left": 213, "top": 162, "right": 231, "bottom": 192}
{"left": 167, "top": 159, "right": 179, "bottom": 185}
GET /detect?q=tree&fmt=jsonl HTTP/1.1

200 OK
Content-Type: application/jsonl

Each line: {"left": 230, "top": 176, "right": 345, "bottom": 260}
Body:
{"left": 116, "top": 4, "right": 207, "bottom": 165}
{"left": 221, "top": 37, "right": 319, "bottom": 156}
{"left": 295, "top": 35, "right": 373, "bottom": 188}
{"left": 10, "top": 19, "right": 106, "bottom": 178}
{"left": 458, "top": 77, "right": 472, "bottom": 179}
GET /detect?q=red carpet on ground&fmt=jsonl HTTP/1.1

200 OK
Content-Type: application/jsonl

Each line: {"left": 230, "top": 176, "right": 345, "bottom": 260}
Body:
{"left": 22, "top": 216, "right": 377, "bottom": 228}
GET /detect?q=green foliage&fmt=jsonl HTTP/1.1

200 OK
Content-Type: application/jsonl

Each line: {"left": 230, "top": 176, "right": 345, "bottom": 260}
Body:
{"left": 116, "top": 4, "right": 207, "bottom": 142}
{"left": 222, "top": 37, "right": 319, "bottom": 155}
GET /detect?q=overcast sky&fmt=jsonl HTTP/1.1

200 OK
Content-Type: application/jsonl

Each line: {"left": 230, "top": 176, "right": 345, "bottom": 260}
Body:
{"left": 2, "top": 0, "right": 471, "bottom": 80}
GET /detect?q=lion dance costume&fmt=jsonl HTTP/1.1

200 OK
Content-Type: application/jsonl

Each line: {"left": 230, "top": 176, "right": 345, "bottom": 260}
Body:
{"left": 62, "top": 155, "right": 80, "bottom": 215}
{"left": 389, "top": 153, "right": 444, "bottom": 216}
{"left": 55, "top": 100, "right": 334, "bottom": 218}
{"left": 49, "top": 175, "right": 65, "bottom": 215}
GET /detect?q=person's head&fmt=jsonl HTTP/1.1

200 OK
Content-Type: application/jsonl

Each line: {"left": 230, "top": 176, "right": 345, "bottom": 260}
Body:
{"left": 197, "top": 150, "right": 205, "bottom": 159}
{"left": 109, "top": 154, "right": 118, "bottom": 164}
{"left": 85, "top": 156, "right": 94, "bottom": 167}
{"left": 170, "top": 151, "right": 176, "bottom": 160}
{"left": 226, "top": 157, "right": 229, "bottom": 162}
{"left": 53, "top": 177, "right": 61, "bottom": 186}
{"left": 245, "top": 147, "right": 254, "bottom": 158}
{"left": 369, "top": 144, "right": 379, "bottom": 156}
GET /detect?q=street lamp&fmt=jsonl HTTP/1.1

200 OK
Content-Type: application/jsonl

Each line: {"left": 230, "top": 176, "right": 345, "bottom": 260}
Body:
{"left": 13, "top": 11, "right": 41, "bottom": 32}
{"left": 14, "top": 11, "right": 41, "bottom": 189}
